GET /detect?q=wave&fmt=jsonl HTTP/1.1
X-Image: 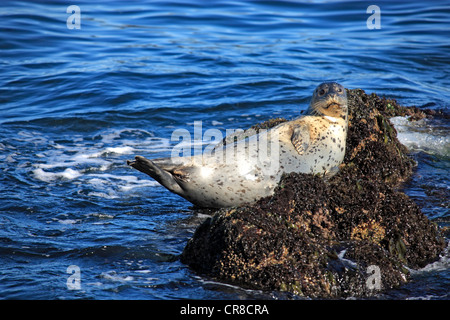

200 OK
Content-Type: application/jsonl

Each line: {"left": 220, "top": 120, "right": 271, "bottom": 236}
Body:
{"left": 22, "top": 127, "right": 170, "bottom": 198}
{"left": 416, "top": 240, "right": 450, "bottom": 274}
{"left": 390, "top": 116, "right": 449, "bottom": 157}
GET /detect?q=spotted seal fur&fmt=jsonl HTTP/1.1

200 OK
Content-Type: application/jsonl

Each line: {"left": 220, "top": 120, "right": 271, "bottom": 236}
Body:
{"left": 127, "top": 82, "right": 348, "bottom": 208}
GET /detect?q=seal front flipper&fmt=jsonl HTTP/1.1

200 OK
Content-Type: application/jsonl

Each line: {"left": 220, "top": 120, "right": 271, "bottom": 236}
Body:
{"left": 127, "top": 156, "right": 184, "bottom": 194}
{"left": 291, "top": 122, "right": 311, "bottom": 155}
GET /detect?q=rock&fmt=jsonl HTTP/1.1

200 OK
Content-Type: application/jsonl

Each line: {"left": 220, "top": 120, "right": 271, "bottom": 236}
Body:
{"left": 180, "top": 89, "right": 446, "bottom": 298}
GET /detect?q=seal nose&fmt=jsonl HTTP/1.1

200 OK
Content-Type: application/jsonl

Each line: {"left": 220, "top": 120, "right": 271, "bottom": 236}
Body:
{"left": 328, "top": 93, "right": 340, "bottom": 101}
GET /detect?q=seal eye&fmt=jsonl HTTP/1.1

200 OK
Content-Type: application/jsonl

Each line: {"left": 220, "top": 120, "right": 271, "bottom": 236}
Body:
{"left": 318, "top": 89, "right": 326, "bottom": 96}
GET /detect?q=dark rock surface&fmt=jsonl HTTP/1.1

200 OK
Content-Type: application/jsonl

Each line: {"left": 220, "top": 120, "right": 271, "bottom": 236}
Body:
{"left": 180, "top": 89, "right": 446, "bottom": 298}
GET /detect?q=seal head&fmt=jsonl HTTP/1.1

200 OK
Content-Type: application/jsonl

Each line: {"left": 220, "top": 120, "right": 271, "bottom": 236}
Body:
{"left": 306, "top": 82, "right": 348, "bottom": 121}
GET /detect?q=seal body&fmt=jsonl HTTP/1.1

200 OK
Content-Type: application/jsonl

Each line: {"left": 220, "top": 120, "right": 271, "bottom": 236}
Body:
{"left": 128, "top": 82, "right": 348, "bottom": 208}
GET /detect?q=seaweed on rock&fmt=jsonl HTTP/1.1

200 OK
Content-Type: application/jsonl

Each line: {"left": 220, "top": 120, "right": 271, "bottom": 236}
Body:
{"left": 180, "top": 88, "right": 446, "bottom": 298}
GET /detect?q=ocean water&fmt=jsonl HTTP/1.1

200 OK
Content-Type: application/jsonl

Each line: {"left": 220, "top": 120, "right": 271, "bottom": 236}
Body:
{"left": 0, "top": 0, "right": 448, "bottom": 300}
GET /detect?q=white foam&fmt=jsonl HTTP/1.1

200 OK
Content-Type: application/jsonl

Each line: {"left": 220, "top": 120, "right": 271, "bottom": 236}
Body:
{"left": 390, "top": 116, "right": 450, "bottom": 156}
{"left": 57, "top": 219, "right": 79, "bottom": 225}
{"left": 135, "top": 269, "right": 152, "bottom": 274}
{"left": 87, "top": 178, "right": 108, "bottom": 187}
{"left": 416, "top": 241, "right": 450, "bottom": 274}
{"left": 104, "top": 146, "right": 134, "bottom": 154}
{"left": 100, "top": 270, "right": 134, "bottom": 282}
{"left": 85, "top": 173, "right": 159, "bottom": 195}
{"left": 89, "top": 212, "right": 114, "bottom": 219}
{"left": 337, "top": 249, "right": 358, "bottom": 268}
{"left": 61, "top": 168, "right": 82, "bottom": 180}
{"left": 119, "top": 180, "right": 159, "bottom": 192}
{"left": 29, "top": 128, "right": 172, "bottom": 199}
{"left": 32, "top": 168, "right": 52, "bottom": 182}
{"left": 33, "top": 167, "right": 82, "bottom": 182}
{"left": 35, "top": 150, "right": 110, "bottom": 170}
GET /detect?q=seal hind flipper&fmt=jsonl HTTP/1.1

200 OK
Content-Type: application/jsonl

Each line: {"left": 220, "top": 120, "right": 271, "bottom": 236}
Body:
{"left": 127, "top": 156, "right": 184, "bottom": 194}
{"left": 291, "top": 123, "right": 311, "bottom": 155}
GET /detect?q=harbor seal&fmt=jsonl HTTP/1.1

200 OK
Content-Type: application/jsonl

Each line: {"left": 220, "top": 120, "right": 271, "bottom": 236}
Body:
{"left": 127, "top": 82, "right": 348, "bottom": 208}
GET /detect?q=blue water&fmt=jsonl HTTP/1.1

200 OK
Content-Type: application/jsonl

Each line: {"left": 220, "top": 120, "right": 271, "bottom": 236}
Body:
{"left": 0, "top": 0, "right": 449, "bottom": 300}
